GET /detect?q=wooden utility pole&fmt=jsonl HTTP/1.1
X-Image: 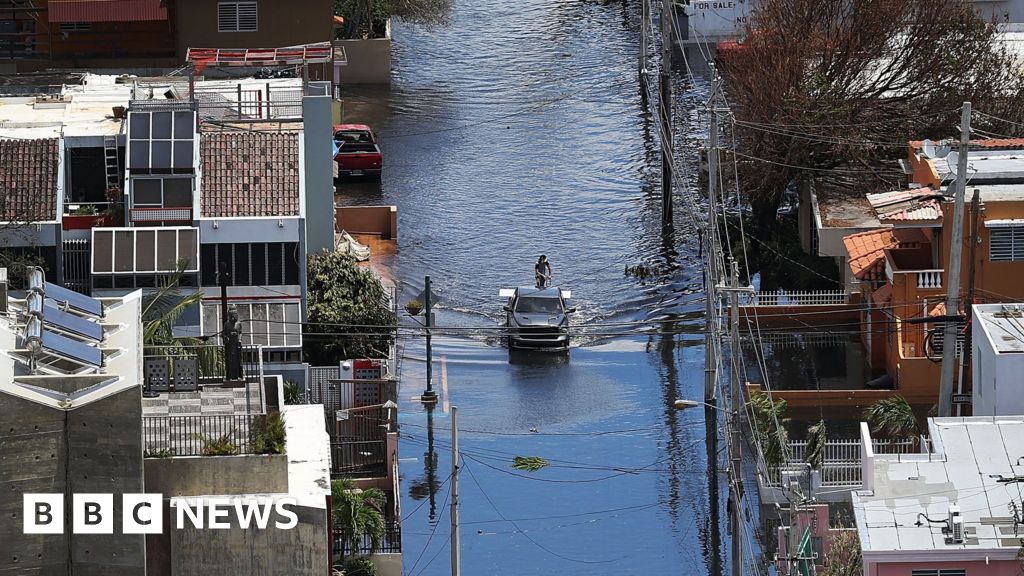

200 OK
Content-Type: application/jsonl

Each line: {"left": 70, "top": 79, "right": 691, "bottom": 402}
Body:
{"left": 640, "top": 0, "right": 649, "bottom": 81}
{"left": 939, "top": 102, "right": 971, "bottom": 417}
{"left": 450, "top": 406, "right": 461, "bottom": 576}
{"left": 958, "top": 188, "right": 981, "bottom": 417}
{"left": 659, "top": 0, "right": 673, "bottom": 228}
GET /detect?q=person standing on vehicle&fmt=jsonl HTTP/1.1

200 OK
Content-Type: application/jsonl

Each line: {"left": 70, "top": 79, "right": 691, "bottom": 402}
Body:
{"left": 535, "top": 255, "right": 553, "bottom": 288}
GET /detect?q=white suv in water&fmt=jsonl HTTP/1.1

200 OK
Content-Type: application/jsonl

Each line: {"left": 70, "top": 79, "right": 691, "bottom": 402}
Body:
{"left": 499, "top": 286, "right": 575, "bottom": 350}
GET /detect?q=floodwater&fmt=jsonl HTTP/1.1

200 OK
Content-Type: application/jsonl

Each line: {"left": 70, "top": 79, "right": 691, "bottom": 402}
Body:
{"left": 335, "top": 0, "right": 732, "bottom": 574}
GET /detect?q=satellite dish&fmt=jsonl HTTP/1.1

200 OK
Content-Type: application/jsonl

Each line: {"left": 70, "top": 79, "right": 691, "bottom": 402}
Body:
{"left": 922, "top": 139, "right": 937, "bottom": 159}
{"left": 947, "top": 151, "right": 959, "bottom": 175}
{"left": 936, "top": 141, "right": 952, "bottom": 158}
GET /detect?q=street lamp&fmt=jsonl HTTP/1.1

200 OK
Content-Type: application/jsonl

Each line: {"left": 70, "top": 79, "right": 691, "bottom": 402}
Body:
{"left": 673, "top": 398, "right": 730, "bottom": 412}
{"left": 407, "top": 276, "right": 437, "bottom": 404}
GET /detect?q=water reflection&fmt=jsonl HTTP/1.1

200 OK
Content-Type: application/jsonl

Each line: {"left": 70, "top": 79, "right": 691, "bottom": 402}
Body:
{"left": 407, "top": 402, "right": 441, "bottom": 522}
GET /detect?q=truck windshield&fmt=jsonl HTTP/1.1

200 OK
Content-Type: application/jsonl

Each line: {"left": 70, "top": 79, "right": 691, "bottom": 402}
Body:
{"left": 515, "top": 297, "right": 562, "bottom": 314}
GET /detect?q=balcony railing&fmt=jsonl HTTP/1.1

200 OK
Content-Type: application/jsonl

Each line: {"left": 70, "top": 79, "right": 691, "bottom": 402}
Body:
{"left": 333, "top": 520, "right": 402, "bottom": 559}
{"left": 130, "top": 206, "right": 193, "bottom": 223}
{"left": 744, "top": 290, "right": 849, "bottom": 307}
{"left": 142, "top": 414, "right": 260, "bottom": 456}
{"left": 143, "top": 345, "right": 262, "bottom": 391}
{"left": 915, "top": 270, "right": 943, "bottom": 289}
{"left": 331, "top": 440, "right": 387, "bottom": 478}
{"left": 763, "top": 438, "right": 920, "bottom": 488}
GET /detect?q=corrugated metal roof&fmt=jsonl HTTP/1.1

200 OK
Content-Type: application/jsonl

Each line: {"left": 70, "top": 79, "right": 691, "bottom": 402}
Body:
{"left": 867, "top": 188, "right": 944, "bottom": 223}
{"left": 48, "top": 0, "right": 168, "bottom": 23}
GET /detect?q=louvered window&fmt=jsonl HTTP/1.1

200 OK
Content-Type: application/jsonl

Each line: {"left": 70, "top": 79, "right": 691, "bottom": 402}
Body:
{"left": 199, "top": 242, "right": 299, "bottom": 287}
{"left": 218, "top": 1, "right": 257, "bottom": 32}
{"left": 989, "top": 225, "right": 1024, "bottom": 261}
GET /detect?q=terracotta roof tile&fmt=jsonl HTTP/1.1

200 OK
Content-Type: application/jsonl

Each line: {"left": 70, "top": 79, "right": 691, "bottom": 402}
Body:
{"left": 910, "top": 138, "right": 1024, "bottom": 152}
{"left": 200, "top": 131, "right": 300, "bottom": 218}
{"left": 0, "top": 138, "right": 59, "bottom": 222}
{"left": 843, "top": 228, "right": 926, "bottom": 281}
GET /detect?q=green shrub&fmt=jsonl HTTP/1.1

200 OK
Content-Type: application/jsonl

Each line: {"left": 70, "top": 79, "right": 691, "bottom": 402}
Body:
{"left": 342, "top": 556, "right": 377, "bottom": 576}
{"left": 195, "top": 431, "right": 240, "bottom": 456}
{"left": 253, "top": 411, "right": 286, "bottom": 455}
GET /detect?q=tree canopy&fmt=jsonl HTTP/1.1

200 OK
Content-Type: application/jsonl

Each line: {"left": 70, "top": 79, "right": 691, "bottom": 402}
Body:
{"left": 334, "top": 0, "right": 453, "bottom": 39}
{"left": 718, "top": 0, "right": 1024, "bottom": 227}
{"left": 304, "top": 250, "right": 395, "bottom": 365}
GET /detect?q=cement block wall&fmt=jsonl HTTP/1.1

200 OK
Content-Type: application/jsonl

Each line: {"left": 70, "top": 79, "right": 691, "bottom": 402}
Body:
{"left": 168, "top": 503, "right": 328, "bottom": 576}
{"left": 335, "top": 38, "right": 392, "bottom": 85}
{"left": 0, "top": 386, "right": 145, "bottom": 575}
{"left": 336, "top": 205, "right": 398, "bottom": 239}
{"left": 144, "top": 454, "right": 288, "bottom": 497}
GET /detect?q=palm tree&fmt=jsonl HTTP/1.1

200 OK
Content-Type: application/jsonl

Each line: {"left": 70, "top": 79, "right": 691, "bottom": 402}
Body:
{"left": 332, "top": 478, "right": 386, "bottom": 560}
{"left": 863, "top": 395, "right": 919, "bottom": 442}
{"left": 805, "top": 419, "right": 827, "bottom": 470}
{"left": 142, "top": 259, "right": 222, "bottom": 376}
{"left": 749, "top": 390, "right": 789, "bottom": 473}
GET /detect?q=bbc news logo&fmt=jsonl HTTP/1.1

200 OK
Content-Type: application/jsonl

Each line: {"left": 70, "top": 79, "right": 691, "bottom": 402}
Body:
{"left": 24, "top": 494, "right": 299, "bottom": 534}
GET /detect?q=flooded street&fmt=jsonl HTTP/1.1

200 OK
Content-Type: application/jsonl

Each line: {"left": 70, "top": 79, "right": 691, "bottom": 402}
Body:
{"left": 336, "top": 0, "right": 726, "bottom": 573}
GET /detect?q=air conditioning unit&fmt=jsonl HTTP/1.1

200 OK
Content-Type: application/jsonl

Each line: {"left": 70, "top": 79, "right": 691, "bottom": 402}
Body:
{"left": 948, "top": 504, "right": 964, "bottom": 544}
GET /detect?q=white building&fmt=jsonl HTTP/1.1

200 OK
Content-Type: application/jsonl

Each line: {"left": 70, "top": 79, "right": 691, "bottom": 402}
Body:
{"left": 971, "top": 303, "right": 1024, "bottom": 416}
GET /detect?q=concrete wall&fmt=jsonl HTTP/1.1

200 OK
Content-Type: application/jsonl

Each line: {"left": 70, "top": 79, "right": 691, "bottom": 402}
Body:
{"left": 303, "top": 83, "right": 336, "bottom": 253}
{"left": 869, "top": 560, "right": 1019, "bottom": 576}
{"left": 335, "top": 38, "right": 391, "bottom": 85}
{"left": 972, "top": 319, "right": 1024, "bottom": 417}
{"left": 335, "top": 205, "right": 397, "bottom": 239}
{"left": 0, "top": 386, "right": 146, "bottom": 575}
{"left": 174, "top": 0, "right": 333, "bottom": 59}
{"left": 144, "top": 454, "right": 289, "bottom": 497}
{"left": 167, "top": 503, "right": 328, "bottom": 576}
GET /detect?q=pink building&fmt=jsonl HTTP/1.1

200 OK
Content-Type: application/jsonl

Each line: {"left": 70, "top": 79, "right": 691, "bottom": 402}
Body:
{"left": 854, "top": 416, "right": 1024, "bottom": 576}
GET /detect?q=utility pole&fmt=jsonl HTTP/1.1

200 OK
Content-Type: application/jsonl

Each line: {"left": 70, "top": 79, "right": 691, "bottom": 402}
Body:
{"left": 939, "top": 102, "right": 971, "bottom": 418}
{"left": 728, "top": 260, "right": 743, "bottom": 576}
{"left": 422, "top": 276, "right": 437, "bottom": 403}
{"left": 450, "top": 405, "right": 461, "bottom": 576}
{"left": 704, "top": 70, "right": 722, "bottom": 402}
{"left": 719, "top": 260, "right": 754, "bottom": 576}
{"left": 659, "top": 0, "right": 673, "bottom": 228}
{"left": 958, "top": 188, "right": 981, "bottom": 417}
{"left": 640, "top": 0, "right": 649, "bottom": 82}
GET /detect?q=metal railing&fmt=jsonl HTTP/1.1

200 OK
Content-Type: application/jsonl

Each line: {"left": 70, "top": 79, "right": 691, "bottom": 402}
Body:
{"left": 764, "top": 438, "right": 921, "bottom": 488}
{"left": 744, "top": 290, "right": 849, "bottom": 307}
{"left": 331, "top": 440, "right": 387, "bottom": 478}
{"left": 142, "top": 414, "right": 259, "bottom": 456}
{"left": 129, "top": 206, "right": 193, "bottom": 223}
{"left": 143, "top": 344, "right": 261, "bottom": 387}
{"left": 333, "top": 520, "right": 402, "bottom": 559}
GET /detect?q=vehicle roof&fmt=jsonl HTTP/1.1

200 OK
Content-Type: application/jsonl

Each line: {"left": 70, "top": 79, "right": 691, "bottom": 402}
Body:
{"left": 333, "top": 124, "right": 372, "bottom": 132}
{"left": 516, "top": 287, "right": 562, "bottom": 298}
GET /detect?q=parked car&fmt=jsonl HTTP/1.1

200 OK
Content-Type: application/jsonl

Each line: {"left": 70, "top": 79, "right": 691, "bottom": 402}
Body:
{"left": 776, "top": 181, "right": 800, "bottom": 221}
{"left": 333, "top": 124, "right": 382, "bottom": 178}
{"left": 499, "top": 286, "right": 575, "bottom": 350}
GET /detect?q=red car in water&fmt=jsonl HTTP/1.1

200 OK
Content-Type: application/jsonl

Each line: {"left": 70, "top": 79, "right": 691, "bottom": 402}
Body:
{"left": 333, "top": 124, "right": 382, "bottom": 178}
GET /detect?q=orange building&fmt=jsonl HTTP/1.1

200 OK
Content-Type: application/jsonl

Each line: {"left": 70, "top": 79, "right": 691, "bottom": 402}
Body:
{"left": 844, "top": 139, "right": 1024, "bottom": 409}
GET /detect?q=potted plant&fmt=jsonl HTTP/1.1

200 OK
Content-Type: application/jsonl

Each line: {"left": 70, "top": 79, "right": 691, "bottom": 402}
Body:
{"left": 405, "top": 299, "right": 423, "bottom": 316}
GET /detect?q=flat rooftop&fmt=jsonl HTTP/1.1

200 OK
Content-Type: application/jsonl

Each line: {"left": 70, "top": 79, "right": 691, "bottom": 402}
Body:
{"left": 973, "top": 303, "right": 1024, "bottom": 354}
{"left": 0, "top": 74, "right": 131, "bottom": 139}
{"left": 854, "top": 416, "right": 1024, "bottom": 556}
{"left": 934, "top": 149, "right": 1024, "bottom": 184}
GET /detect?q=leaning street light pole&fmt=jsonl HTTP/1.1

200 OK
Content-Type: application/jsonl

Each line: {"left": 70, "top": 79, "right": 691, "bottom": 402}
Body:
{"left": 938, "top": 102, "right": 971, "bottom": 418}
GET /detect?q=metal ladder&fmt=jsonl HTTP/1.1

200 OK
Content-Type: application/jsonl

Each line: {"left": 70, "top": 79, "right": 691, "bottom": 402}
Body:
{"left": 102, "top": 136, "right": 119, "bottom": 187}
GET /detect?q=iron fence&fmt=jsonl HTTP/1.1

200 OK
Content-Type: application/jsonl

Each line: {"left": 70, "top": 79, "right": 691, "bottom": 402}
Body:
{"left": 142, "top": 414, "right": 259, "bottom": 456}
{"left": 333, "top": 520, "right": 402, "bottom": 559}
{"left": 331, "top": 440, "right": 387, "bottom": 478}
{"left": 143, "top": 344, "right": 261, "bottom": 389}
